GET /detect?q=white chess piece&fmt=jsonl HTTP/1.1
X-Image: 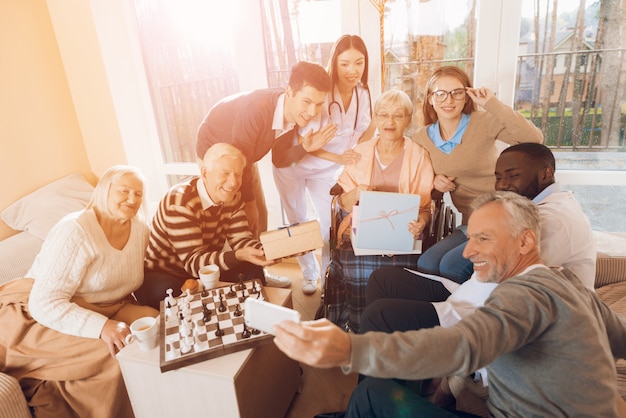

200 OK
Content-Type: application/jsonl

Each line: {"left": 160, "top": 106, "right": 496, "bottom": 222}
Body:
{"left": 179, "top": 311, "right": 190, "bottom": 335}
{"left": 184, "top": 335, "right": 195, "bottom": 350}
{"left": 167, "top": 303, "right": 179, "bottom": 325}
{"left": 165, "top": 288, "right": 177, "bottom": 307}
{"left": 180, "top": 338, "right": 192, "bottom": 354}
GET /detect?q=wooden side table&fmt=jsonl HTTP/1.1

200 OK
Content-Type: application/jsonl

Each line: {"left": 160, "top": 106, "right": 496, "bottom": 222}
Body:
{"left": 117, "top": 287, "right": 300, "bottom": 418}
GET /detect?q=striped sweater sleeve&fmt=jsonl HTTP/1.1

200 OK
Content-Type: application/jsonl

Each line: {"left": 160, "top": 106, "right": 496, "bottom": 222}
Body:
{"left": 145, "top": 178, "right": 262, "bottom": 277}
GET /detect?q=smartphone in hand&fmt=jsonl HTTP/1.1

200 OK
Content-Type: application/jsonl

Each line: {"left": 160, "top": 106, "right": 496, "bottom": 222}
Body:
{"left": 244, "top": 298, "right": 301, "bottom": 335}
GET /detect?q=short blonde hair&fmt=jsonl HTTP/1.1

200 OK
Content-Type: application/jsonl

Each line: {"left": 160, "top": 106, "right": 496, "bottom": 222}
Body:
{"left": 86, "top": 165, "right": 146, "bottom": 219}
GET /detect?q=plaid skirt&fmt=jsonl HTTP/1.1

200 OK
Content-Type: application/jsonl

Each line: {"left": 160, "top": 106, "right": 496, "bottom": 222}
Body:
{"left": 325, "top": 240, "right": 419, "bottom": 332}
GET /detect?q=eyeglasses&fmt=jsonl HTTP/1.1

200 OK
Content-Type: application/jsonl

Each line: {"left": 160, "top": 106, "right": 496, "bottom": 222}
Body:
{"left": 375, "top": 112, "right": 408, "bottom": 122}
{"left": 430, "top": 88, "right": 466, "bottom": 102}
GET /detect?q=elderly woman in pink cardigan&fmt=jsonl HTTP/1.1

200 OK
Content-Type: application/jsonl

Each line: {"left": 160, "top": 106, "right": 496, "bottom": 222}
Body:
{"left": 327, "top": 89, "right": 434, "bottom": 332}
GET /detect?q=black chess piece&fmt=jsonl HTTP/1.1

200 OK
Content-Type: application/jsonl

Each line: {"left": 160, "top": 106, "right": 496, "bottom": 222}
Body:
{"left": 202, "top": 304, "right": 212, "bottom": 323}
{"left": 249, "top": 280, "right": 258, "bottom": 294}
{"left": 251, "top": 328, "right": 261, "bottom": 335}
{"left": 201, "top": 288, "right": 209, "bottom": 298}
{"left": 215, "top": 322, "right": 224, "bottom": 337}
{"left": 236, "top": 273, "right": 246, "bottom": 290}
{"left": 218, "top": 294, "right": 227, "bottom": 312}
{"left": 238, "top": 289, "right": 246, "bottom": 303}
{"left": 242, "top": 323, "right": 251, "bottom": 338}
{"left": 233, "top": 304, "right": 242, "bottom": 317}
{"left": 227, "top": 284, "right": 236, "bottom": 298}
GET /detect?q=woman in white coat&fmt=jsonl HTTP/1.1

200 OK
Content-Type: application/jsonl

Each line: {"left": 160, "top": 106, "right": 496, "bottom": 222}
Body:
{"left": 272, "top": 35, "right": 374, "bottom": 295}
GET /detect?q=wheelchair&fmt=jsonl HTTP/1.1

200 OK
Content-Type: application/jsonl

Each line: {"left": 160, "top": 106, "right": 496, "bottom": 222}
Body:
{"left": 315, "top": 189, "right": 456, "bottom": 332}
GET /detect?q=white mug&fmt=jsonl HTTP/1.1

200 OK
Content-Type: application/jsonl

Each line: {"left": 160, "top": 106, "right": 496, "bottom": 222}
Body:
{"left": 125, "top": 316, "right": 158, "bottom": 351}
{"left": 199, "top": 264, "right": 220, "bottom": 289}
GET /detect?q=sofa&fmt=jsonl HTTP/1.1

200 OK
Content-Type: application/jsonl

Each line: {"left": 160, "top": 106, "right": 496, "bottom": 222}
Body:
{"left": 1, "top": 175, "right": 625, "bottom": 417}
{"left": 593, "top": 231, "right": 626, "bottom": 398}
{"left": 0, "top": 173, "right": 94, "bottom": 418}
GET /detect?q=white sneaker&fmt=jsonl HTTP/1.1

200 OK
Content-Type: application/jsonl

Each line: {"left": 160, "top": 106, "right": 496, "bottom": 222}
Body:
{"left": 263, "top": 269, "right": 292, "bottom": 288}
{"left": 302, "top": 280, "right": 317, "bottom": 295}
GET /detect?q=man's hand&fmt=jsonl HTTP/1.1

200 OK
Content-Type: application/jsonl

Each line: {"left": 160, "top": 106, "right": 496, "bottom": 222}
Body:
{"left": 235, "top": 246, "right": 275, "bottom": 267}
{"left": 100, "top": 319, "right": 131, "bottom": 358}
{"left": 433, "top": 174, "right": 456, "bottom": 193}
{"left": 341, "top": 149, "right": 361, "bottom": 165}
{"left": 465, "top": 86, "right": 495, "bottom": 108}
{"left": 301, "top": 124, "right": 338, "bottom": 152}
{"left": 274, "top": 318, "right": 352, "bottom": 368}
{"left": 244, "top": 200, "right": 259, "bottom": 237}
{"left": 339, "top": 184, "right": 373, "bottom": 211}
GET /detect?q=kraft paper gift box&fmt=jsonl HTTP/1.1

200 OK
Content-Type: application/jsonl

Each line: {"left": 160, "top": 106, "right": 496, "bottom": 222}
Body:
{"left": 260, "top": 220, "right": 324, "bottom": 260}
{"left": 352, "top": 190, "right": 422, "bottom": 255}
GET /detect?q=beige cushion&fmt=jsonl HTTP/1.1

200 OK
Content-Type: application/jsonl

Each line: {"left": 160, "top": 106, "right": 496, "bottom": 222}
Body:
{"left": 0, "top": 232, "right": 42, "bottom": 285}
{"left": 595, "top": 232, "right": 626, "bottom": 288}
{"left": 597, "top": 281, "right": 626, "bottom": 399}
{"left": 1, "top": 173, "right": 93, "bottom": 240}
{"left": 596, "top": 254, "right": 626, "bottom": 288}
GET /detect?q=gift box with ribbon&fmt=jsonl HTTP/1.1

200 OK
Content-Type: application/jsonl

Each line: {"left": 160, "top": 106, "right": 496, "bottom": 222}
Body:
{"left": 259, "top": 220, "right": 324, "bottom": 260}
{"left": 352, "top": 190, "right": 422, "bottom": 255}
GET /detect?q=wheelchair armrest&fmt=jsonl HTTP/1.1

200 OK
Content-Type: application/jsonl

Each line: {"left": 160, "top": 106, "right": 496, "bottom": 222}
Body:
{"left": 431, "top": 189, "right": 444, "bottom": 201}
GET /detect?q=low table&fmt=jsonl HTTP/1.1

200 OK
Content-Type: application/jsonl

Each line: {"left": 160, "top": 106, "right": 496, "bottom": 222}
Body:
{"left": 117, "top": 287, "right": 300, "bottom": 418}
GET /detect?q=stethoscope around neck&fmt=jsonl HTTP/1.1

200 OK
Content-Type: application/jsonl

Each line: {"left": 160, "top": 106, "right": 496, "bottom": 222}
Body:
{"left": 327, "top": 84, "right": 372, "bottom": 132}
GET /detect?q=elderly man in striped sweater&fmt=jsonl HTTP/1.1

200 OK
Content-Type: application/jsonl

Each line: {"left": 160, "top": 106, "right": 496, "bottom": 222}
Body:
{"left": 136, "top": 143, "right": 288, "bottom": 310}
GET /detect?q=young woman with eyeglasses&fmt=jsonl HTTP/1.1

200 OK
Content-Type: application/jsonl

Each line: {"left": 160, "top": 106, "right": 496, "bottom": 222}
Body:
{"left": 366, "top": 65, "right": 543, "bottom": 304}
{"left": 417, "top": 66, "right": 543, "bottom": 226}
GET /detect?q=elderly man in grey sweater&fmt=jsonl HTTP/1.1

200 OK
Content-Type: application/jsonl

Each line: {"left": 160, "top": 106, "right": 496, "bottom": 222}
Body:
{"left": 274, "top": 191, "right": 626, "bottom": 417}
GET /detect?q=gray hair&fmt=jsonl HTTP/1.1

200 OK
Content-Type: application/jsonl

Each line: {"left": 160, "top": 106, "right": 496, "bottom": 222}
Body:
{"left": 202, "top": 143, "right": 247, "bottom": 168}
{"left": 472, "top": 191, "right": 541, "bottom": 242}
{"left": 374, "top": 89, "right": 413, "bottom": 119}
{"left": 86, "top": 165, "right": 146, "bottom": 220}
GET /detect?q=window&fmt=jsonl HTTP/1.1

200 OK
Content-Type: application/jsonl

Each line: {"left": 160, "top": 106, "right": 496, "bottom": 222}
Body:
{"left": 515, "top": 0, "right": 625, "bottom": 151}
{"left": 125, "top": 0, "right": 625, "bottom": 231}
{"left": 133, "top": 0, "right": 241, "bottom": 168}
{"left": 261, "top": 0, "right": 342, "bottom": 87}
{"left": 515, "top": 0, "right": 626, "bottom": 232}
{"left": 132, "top": 0, "right": 344, "bottom": 176}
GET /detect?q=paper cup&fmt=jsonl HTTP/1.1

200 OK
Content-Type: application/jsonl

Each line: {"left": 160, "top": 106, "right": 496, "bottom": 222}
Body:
{"left": 199, "top": 264, "right": 220, "bottom": 289}
{"left": 125, "top": 316, "right": 158, "bottom": 351}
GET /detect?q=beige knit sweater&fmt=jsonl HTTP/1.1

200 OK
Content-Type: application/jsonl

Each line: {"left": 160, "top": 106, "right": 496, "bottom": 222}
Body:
{"left": 413, "top": 98, "right": 542, "bottom": 224}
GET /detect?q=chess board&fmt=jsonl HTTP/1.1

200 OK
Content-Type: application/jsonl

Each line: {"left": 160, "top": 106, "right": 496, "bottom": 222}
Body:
{"left": 159, "top": 280, "right": 272, "bottom": 372}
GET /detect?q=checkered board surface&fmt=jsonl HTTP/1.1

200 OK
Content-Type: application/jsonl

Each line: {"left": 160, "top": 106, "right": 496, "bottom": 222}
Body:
{"left": 158, "top": 280, "right": 272, "bottom": 372}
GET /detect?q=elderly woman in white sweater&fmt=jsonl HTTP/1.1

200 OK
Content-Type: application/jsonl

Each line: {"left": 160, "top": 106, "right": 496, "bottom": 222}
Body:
{"left": 0, "top": 165, "right": 157, "bottom": 418}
